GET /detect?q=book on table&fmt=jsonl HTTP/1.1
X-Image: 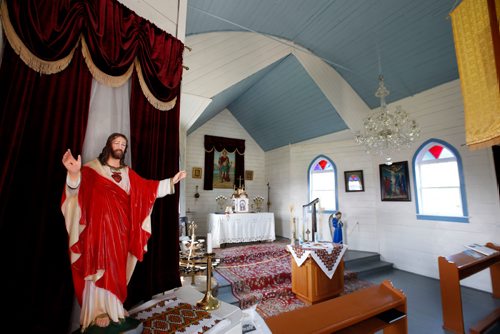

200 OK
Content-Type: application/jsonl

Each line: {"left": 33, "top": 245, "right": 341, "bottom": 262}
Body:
{"left": 465, "top": 243, "right": 499, "bottom": 256}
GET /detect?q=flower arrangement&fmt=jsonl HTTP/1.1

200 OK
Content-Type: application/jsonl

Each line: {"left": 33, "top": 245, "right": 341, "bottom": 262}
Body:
{"left": 253, "top": 196, "right": 265, "bottom": 212}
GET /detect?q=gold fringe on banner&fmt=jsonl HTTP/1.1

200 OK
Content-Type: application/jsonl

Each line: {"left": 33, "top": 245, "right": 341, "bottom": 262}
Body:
{"left": 134, "top": 58, "right": 177, "bottom": 111}
{"left": 80, "top": 37, "right": 133, "bottom": 88}
{"left": 0, "top": 1, "right": 75, "bottom": 74}
{"left": 451, "top": 0, "right": 500, "bottom": 150}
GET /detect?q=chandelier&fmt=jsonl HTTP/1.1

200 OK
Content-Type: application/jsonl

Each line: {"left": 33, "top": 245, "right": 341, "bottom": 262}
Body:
{"left": 355, "top": 75, "right": 420, "bottom": 164}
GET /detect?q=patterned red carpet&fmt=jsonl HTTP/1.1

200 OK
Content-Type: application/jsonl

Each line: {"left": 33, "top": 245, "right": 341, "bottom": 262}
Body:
{"left": 214, "top": 240, "right": 373, "bottom": 318}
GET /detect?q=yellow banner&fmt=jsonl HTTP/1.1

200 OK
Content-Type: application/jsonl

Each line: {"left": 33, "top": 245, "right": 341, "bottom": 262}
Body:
{"left": 451, "top": 0, "right": 500, "bottom": 149}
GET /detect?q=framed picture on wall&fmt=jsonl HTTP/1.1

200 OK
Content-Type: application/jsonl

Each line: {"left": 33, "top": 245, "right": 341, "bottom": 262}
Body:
{"left": 245, "top": 170, "right": 254, "bottom": 180}
{"left": 192, "top": 167, "right": 202, "bottom": 179}
{"left": 344, "top": 170, "right": 364, "bottom": 192}
{"left": 213, "top": 149, "right": 235, "bottom": 189}
{"left": 379, "top": 161, "right": 411, "bottom": 201}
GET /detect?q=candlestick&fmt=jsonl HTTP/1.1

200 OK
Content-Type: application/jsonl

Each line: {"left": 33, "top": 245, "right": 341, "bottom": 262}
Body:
{"left": 207, "top": 233, "right": 213, "bottom": 253}
{"left": 196, "top": 253, "right": 220, "bottom": 311}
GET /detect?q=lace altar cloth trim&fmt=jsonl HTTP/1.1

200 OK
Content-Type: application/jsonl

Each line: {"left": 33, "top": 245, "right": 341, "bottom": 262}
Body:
{"left": 130, "top": 295, "right": 222, "bottom": 334}
{"left": 287, "top": 243, "right": 347, "bottom": 279}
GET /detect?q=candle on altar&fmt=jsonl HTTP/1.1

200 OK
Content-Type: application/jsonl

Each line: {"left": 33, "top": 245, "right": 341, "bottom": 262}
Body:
{"left": 207, "top": 233, "right": 213, "bottom": 253}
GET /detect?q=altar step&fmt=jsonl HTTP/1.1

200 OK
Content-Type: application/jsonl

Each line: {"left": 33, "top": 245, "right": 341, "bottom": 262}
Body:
{"left": 213, "top": 271, "right": 240, "bottom": 307}
{"left": 213, "top": 249, "right": 394, "bottom": 308}
{"left": 343, "top": 249, "right": 394, "bottom": 278}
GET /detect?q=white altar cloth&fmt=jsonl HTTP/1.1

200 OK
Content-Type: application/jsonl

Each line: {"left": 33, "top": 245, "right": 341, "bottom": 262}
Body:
{"left": 208, "top": 212, "right": 276, "bottom": 248}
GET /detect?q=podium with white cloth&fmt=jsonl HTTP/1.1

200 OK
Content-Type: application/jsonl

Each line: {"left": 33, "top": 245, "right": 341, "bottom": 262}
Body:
{"left": 208, "top": 213, "right": 275, "bottom": 248}
{"left": 288, "top": 242, "right": 347, "bottom": 305}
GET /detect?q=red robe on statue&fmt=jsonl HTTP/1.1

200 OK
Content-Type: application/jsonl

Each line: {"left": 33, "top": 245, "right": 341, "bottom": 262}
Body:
{"left": 61, "top": 161, "right": 159, "bottom": 306}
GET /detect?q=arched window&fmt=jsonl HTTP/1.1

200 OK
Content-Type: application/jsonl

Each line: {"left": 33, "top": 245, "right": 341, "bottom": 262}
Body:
{"left": 308, "top": 155, "right": 338, "bottom": 213}
{"left": 412, "top": 139, "right": 468, "bottom": 222}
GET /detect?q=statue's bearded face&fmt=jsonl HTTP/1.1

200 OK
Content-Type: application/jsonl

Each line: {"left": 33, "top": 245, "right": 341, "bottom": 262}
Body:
{"left": 112, "top": 149, "right": 124, "bottom": 159}
{"left": 110, "top": 136, "right": 127, "bottom": 159}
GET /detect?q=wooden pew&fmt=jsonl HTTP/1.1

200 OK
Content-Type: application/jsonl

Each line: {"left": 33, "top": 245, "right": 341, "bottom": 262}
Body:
{"left": 265, "top": 280, "right": 407, "bottom": 334}
{"left": 438, "top": 242, "right": 500, "bottom": 334}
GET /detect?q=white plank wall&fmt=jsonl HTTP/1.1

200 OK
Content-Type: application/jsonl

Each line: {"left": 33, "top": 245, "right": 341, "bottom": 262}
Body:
{"left": 185, "top": 80, "right": 499, "bottom": 292}
{"left": 263, "top": 79, "right": 500, "bottom": 292}
{"left": 185, "top": 110, "right": 267, "bottom": 236}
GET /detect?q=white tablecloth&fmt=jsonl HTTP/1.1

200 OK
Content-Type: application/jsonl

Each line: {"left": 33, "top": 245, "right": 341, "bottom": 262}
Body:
{"left": 208, "top": 213, "right": 276, "bottom": 248}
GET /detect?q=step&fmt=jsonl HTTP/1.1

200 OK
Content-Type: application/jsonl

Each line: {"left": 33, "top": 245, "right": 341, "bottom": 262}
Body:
{"left": 217, "top": 288, "right": 240, "bottom": 307}
{"left": 344, "top": 249, "right": 394, "bottom": 277}
{"left": 213, "top": 271, "right": 240, "bottom": 306}
{"left": 348, "top": 259, "right": 394, "bottom": 277}
{"left": 344, "top": 250, "right": 381, "bottom": 265}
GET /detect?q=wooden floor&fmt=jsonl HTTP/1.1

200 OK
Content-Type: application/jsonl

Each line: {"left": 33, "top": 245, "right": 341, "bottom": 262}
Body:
{"left": 362, "top": 269, "right": 500, "bottom": 334}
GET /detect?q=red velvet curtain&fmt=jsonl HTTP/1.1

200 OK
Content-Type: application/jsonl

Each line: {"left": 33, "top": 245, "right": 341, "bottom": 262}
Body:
{"left": 126, "top": 74, "right": 181, "bottom": 308}
{"left": 0, "top": 0, "right": 184, "bottom": 332}
{"left": 0, "top": 42, "right": 92, "bottom": 334}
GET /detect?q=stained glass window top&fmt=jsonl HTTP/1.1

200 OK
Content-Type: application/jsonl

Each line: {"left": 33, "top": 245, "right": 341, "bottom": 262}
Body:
{"left": 421, "top": 145, "right": 454, "bottom": 161}
{"left": 313, "top": 159, "right": 333, "bottom": 171}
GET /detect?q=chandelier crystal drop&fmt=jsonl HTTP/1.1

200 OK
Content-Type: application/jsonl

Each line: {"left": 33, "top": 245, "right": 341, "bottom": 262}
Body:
{"left": 355, "top": 75, "right": 420, "bottom": 164}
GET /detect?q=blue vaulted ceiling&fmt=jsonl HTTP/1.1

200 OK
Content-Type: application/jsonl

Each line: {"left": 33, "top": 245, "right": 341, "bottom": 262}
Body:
{"left": 229, "top": 55, "right": 348, "bottom": 151}
{"left": 185, "top": 0, "right": 460, "bottom": 151}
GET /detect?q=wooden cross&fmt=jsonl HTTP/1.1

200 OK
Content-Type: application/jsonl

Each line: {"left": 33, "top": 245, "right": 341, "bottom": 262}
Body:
{"left": 238, "top": 175, "right": 243, "bottom": 188}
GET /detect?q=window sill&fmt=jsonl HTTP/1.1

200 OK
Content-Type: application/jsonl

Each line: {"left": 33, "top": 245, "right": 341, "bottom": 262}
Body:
{"left": 416, "top": 214, "right": 469, "bottom": 223}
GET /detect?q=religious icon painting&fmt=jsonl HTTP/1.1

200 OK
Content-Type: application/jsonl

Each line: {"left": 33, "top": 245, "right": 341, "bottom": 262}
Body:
{"left": 235, "top": 198, "right": 249, "bottom": 213}
{"left": 213, "top": 149, "right": 235, "bottom": 189}
{"left": 192, "top": 167, "right": 202, "bottom": 179}
{"left": 379, "top": 161, "right": 411, "bottom": 201}
{"left": 245, "top": 170, "right": 254, "bottom": 181}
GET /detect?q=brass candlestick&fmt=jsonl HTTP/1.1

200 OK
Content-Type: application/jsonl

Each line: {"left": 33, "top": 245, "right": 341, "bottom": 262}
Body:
{"left": 196, "top": 252, "right": 220, "bottom": 311}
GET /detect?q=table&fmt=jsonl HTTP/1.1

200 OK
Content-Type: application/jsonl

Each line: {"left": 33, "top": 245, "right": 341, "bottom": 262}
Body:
{"left": 208, "top": 212, "right": 275, "bottom": 248}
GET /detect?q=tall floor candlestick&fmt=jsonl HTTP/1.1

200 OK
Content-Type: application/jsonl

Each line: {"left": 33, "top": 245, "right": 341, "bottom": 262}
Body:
{"left": 196, "top": 252, "right": 220, "bottom": 310}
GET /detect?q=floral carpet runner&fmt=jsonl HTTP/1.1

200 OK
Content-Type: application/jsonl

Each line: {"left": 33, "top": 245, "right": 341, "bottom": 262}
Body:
{"left": 214, "top": 240, "right": 373, "bottom": 318}
{"left": 130, "top": 294, "right": 222, "bottom": 334}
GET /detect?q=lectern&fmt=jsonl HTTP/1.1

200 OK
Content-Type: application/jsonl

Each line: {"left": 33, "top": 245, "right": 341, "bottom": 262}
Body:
{"left": 438, "top": 242, "right": 500, "bottom": 334}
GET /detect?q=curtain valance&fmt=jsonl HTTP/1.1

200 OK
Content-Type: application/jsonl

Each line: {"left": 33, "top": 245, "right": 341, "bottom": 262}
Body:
{"left": 204, "top": 135, "right": 246, "bottom": 154}
{"left": 0, "top": 0, "right": 184, "bottom": 111}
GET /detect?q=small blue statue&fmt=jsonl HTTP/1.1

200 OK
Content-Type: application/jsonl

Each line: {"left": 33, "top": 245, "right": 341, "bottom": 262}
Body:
{"left": 329, "top": 211, "right": 343, "bottom": 244}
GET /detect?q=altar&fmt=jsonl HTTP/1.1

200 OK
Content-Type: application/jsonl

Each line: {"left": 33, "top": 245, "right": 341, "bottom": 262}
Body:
{"left": 208, "top": 212, "right": 276, "bottom": 248}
